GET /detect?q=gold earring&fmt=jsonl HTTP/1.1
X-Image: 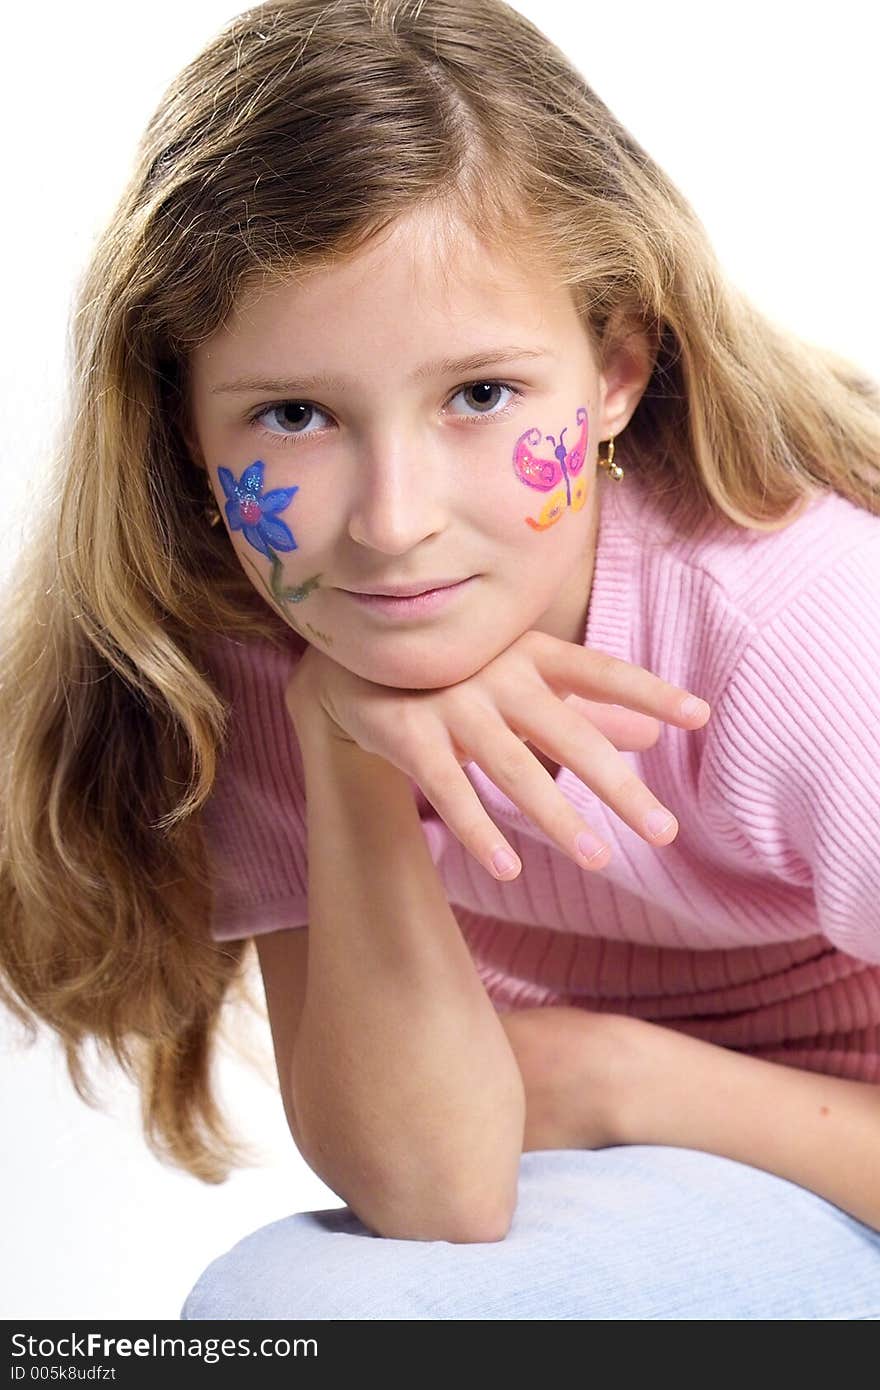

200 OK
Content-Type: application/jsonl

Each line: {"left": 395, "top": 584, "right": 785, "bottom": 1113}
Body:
{"left": 205, "top": 496, "right": 223, "bottom": 527}
{"left": 597, "top": 435, "right": 624, "bottom": 481}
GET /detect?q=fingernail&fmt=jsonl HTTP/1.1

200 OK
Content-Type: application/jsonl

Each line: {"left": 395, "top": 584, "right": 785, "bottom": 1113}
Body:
{"left": 576, "top": 830, "right": 609, "bottom": 862}
{"left": 492, "top": 848, "right": 519, "bottom": 876}
{"left": 645, "top": 808, "right": 676, "bottom": 837}
{"left": 681, "top": 696, "right": 710, "bottom": 719}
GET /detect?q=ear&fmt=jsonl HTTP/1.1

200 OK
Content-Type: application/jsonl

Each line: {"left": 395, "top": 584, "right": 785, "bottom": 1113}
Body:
{"left": 172, "top": 389, "right": 208, "bottom": 471}
{"left": 162, "top": 368, "right": 205, "bottom": 470}
{"left": 595, "top": 311, "right": 657, "bottom": 441}
{"left": 181, "top": 417, "right": 207, "bottom": 472}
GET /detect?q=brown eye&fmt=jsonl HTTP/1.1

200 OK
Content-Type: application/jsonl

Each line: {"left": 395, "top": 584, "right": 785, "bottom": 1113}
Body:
{"left": 464, "top": 382, "right": 504, "bottom": 411}
{"left": 252, "top": 400, "right": 330, "bottom": 442}
{"left": 449, "top": 380, "right": 522, "bottom": 419}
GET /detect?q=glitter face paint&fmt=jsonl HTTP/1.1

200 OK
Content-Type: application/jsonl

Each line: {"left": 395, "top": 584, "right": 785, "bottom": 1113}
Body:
{"left": 512, "top": 405, "right": 589, "bottom": 529}
{"left": 215, "top": 459, "right": 328, "bottom": 640}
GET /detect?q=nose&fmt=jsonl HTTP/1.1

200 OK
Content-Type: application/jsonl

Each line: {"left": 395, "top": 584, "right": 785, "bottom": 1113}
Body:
{"left": 346, "top": 434, "right": 448, "bottom": 553}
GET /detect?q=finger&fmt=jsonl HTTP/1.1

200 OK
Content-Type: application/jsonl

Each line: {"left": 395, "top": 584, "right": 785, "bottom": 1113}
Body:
{"left": 462, "top": 713, "right": 612, "bottom": 872}
{"left": 509, "top": 684, "right": 681, "bottom": 848}
{"left": 416, "top": 748, "right": 528, "bottom": 881}
{"left": 535, "top": 636, "right": 711, "bottom": 728}
{"left": 563, "top": 695, "right": 660, "bottom": 751}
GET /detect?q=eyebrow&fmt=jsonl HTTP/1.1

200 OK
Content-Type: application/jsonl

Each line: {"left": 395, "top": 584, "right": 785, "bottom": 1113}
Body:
{"left": 209, "top": 345, "right": 555, "bottom": 394}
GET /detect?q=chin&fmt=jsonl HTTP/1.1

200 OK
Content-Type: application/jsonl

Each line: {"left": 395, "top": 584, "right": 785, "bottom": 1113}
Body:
{"left": 354, "top": 643, "right": 494, "bottom": 692}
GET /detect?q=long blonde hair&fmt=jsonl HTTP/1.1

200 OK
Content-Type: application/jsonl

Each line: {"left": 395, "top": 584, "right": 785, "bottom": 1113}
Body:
{"left": 2, "top": 0, "right": 877, "bottom": 1183}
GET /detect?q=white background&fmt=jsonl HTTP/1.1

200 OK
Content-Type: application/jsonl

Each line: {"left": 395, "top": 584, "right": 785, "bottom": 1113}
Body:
{"left": 0, "top": 0, "right": 877, "bottom": 1319}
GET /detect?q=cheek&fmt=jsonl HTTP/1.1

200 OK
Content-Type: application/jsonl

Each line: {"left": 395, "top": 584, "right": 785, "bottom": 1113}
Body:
{"left": 212, "top": 458, "right": 331, "bottom": 634}
{"left": 509, "top": 403, "right": 592, "bottom": 533}
{"left": 212, "top": 457, "right": 332, "bottom": 557}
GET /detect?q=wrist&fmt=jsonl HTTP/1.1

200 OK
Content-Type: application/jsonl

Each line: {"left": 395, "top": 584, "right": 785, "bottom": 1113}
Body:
{"left": 289, "top": 692, "right": 415, "bottom": 800}
{"left": 579, "top": 1011, "right": 658, "bottom": 1148}
{"left": 501, "top": 1007, "right": 651, "bottom": 1152}
{"left": 288, "top": 696, "right": 347, "bottom": 749}
{"left": 606, "top": 1017, "right": 722, "bottom": 1145}
{"left": 609, "top": 1015, "right": 696, "bottom": 1146}
{"left": 285, "top": 675, "right": 355, "bottom": 751}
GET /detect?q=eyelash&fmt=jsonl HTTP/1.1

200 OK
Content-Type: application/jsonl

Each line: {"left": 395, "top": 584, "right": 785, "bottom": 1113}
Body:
{"left": 246, "top": 379, "right": 526, "bottom": 447}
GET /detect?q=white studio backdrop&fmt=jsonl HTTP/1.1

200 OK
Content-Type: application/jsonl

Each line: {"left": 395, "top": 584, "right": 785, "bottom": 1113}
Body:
{"left": 0, "top": 0, "right": 877, "bottom": 1319}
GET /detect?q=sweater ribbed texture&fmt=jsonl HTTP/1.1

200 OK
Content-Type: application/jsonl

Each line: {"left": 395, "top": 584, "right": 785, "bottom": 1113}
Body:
{"left": 199, "top": 469, "right": 880, "bottom": 1083}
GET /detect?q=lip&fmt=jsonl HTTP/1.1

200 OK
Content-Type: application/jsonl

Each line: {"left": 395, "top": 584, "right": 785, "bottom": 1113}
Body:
{"left": 347, "top": 578, "right": 468, "bottom": 597}
{"left": 343, "top": 576, "right": 476, "bottom": 617}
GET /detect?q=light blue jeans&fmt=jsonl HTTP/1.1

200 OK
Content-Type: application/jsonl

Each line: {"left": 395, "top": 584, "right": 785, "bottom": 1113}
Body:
{"left": 181, "top": 1146, "right": 880, "bottom": 1319}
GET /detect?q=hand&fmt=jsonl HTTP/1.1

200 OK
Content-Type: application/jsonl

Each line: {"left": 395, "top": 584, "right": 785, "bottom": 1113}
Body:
{"left": 285, "top": 630, "right": 711, "bottom": 881}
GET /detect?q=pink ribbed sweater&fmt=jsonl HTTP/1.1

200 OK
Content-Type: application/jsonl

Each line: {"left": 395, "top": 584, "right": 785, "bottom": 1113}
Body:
{"left": 199, "top": 469, "right": 880, "bottom": 1084}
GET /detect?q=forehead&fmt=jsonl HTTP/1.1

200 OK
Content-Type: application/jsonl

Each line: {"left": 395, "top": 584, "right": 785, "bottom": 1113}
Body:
{"left": 237, "top": 205, "right": 564, "bottom": 324}
{"left": 194, "top": 229, "right": 575, "bottom": 390}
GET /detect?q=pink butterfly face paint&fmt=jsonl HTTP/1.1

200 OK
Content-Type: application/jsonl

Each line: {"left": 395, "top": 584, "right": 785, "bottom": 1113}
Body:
{"left": 512, "top": 406, "right": 589, "bottom": 530}
{"left": 216, "top": 460, "right": 327, "bottom": 636}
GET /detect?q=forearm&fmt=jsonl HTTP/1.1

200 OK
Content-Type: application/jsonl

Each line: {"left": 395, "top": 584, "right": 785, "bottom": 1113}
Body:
{"left": 290, "top": 709, "right": 526, "bottom": 1243}
{"left": 618, "top": 1018, "right": 880, "bottom": 1233}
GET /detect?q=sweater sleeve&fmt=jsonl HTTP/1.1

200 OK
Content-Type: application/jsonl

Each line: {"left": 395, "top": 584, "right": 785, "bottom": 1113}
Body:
{"left": 198, "top": 633, "right": 311, "bottom": 941}
{"left": 697, "top": 537, "right": 880, "bottom": 964}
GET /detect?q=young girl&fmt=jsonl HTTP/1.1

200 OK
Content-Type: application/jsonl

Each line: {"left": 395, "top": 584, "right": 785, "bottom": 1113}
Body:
{"left": 3, "top": 0, "right": 880, "bottom": 1320}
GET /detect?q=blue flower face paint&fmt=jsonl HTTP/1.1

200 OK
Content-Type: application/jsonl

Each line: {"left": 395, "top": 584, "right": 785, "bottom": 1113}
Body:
{"left": 216, "top": 460, "right": 324, "bottom": 613}
{"left": 218, "top": 459, "right": 299, "bottom": 553}
{"left": 512, "top": 405, "right": 589, "bottom": 530}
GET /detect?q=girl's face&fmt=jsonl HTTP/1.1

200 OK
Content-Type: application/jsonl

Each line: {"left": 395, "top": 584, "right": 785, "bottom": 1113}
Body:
{"left": 187, "top": 208, "right": 652, "bottom": 689}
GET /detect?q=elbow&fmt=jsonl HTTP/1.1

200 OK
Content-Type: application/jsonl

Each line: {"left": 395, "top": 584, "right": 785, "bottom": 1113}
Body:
{"left": 303, "top": 1152, "right": 518, "bottom": 1244}
{"left": 445, "top": 1203, "right": 516, "bottom": 1245}
{"left": 351, "top": 1155, "right": 521, "bottom": 1244}
{"left": 440, "top": 1174, "right": 520, "bottom": 1244}
{"left": 362, "top": 1193, "right": 516, "bottom": 1244}
{"left": 291, "top": 1090, "right": 523, "bottom": 1244}
{"left": 371, "top": 1155, "right": 521, "bottom": 1242}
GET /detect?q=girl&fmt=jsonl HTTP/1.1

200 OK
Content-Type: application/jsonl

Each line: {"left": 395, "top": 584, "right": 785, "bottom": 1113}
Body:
{"left": 3, "top": 0, "right": 880, "bottom": 1320}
